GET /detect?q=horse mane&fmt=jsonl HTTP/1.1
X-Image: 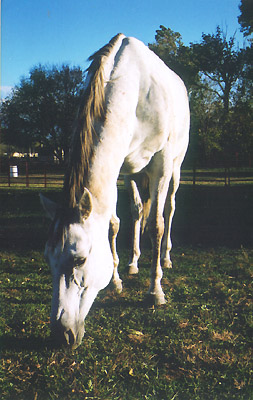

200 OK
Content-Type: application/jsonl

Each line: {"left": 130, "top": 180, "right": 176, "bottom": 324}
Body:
{"left": 64, "top": 33, "right": 123, "bottom": 207}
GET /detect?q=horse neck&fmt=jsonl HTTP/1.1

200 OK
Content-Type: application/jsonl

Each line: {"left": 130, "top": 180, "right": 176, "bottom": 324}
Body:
{"left": 87, "top": 126, "right": 127, "bottom": 219}
{"left": 86, "top": 70, "right": 137, "bottom": 219}
{"left": 82, "top": 36, "right": 135, "bottom": 219}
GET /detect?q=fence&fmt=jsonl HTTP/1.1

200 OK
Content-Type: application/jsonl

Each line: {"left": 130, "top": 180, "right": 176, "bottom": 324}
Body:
{"left": 180, "top": 168, "right": 253, "bottom": 186}
{"left": 0, "top": 160, "right": 64, "bottom": 188}
{"left": 0, "top": 159, "right": 253, "bottom": 188}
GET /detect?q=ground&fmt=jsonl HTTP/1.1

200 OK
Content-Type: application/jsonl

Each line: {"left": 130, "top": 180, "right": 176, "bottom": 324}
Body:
{"left": 0, "top": 181, "right": 252, "bottom": 399}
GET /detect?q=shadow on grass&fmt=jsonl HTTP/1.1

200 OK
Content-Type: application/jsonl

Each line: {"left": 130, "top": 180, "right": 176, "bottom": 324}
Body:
{"left": 94, "top": 295, "right": 148, "bottom": 311}
{"left": 0, "top": 184, "right": 252, "bottom": 251}
{"left": 0, "top": 334, "right": 55, "bottom": 351}
{"left": 0, "top": 334, "right": 80, "bottom": 352}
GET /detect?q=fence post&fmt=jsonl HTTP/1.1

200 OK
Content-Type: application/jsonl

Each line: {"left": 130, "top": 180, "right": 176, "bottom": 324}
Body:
{"left": 8, "top": 161, "right": 11, "bottom": 187}
{"left": 26, "top": 161, "right": 29, "bottom": 188}
{"left": 193, "top": 165, "right": 196, "bottom": 186}
{"left": 44, "top": 164, "right": 47, "bottom": 188}
{"left": 224, "top": 167, "right": 231, "bottom": 187}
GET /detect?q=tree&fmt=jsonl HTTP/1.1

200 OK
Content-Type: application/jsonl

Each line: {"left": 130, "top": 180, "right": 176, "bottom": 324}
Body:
{"left": 189, "top": 26, "right": 251, "bottom": 172}
{"left": 238, "top": 0, "right": 253, "bottom": 37}
{"left": 1, "top": 65, "right": 85, "bottom": 161}
{"left": 190, "top": 27, "right": 245, "bottom": 113}
{"left": 148, "top": 26, "right": 224, "bottom": 167}
{"left": 148, "top": 25, "right": 199, "bottom": 90}
{"left": 149, "top": 25, "right": 252, "bottom": 169}
{"left": 190, "top": 86, "right": 224, "bottom": 167}
{"left": 230, "top": 44, "right": 253, "bottom": 165}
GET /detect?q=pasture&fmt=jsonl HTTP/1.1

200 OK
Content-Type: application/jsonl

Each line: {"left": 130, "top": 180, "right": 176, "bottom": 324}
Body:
{"left": 0, "top": 181, "right": 252, "bottom": 399}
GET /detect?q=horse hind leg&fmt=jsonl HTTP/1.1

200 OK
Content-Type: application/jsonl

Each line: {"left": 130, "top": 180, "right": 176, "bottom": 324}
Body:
{"left": 146, "top": 164, "right": 173, "bottom": 305}
{"left": 129, "top": 213, "right": 142, "bottom": 275}
{"left": 109, "top": 214, "right": 123, "bottom": 293}
{"left": 147, "top": 202, "right": 167, "bottom": 305}
{"left": 161, "top": 161, "right": 182, "bottom": 269}
{"left": 124, "top": 176, "right": 143, "bottom": 274}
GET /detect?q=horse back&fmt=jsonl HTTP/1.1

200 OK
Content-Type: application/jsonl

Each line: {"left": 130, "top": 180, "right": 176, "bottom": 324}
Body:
{"left": 107, "top": 36, "right": 190, "bottom": 174}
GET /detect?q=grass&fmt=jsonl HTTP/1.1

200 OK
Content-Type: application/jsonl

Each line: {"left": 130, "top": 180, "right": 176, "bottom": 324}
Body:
{"left": 0, "top": 185, "right": 252, "bottom": 399}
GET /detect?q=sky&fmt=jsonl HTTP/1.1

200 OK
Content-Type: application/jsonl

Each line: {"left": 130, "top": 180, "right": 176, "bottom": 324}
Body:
{"left": 1, "top": 0, "right": 246, "bottom": 99}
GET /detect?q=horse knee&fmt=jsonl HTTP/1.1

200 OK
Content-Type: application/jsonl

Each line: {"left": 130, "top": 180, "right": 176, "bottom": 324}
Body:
{"left": 131, "top": 200, "right": 143, "bottom": 222}
{"left": 109, "top": 215, "right": 120, "bottom": 269}
{"left": 147, "top": 212, "right": 164, "bottom": 241}
{"left": 110, "top": 215, "right": 120, "bottom": 237}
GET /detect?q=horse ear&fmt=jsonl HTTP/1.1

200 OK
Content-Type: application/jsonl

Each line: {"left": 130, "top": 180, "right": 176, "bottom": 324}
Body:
{"left": 79, "top": 188, "right": 92, "bottom": 219}
{"left": 40, "top": 194, "right": 57, "bottom": 220}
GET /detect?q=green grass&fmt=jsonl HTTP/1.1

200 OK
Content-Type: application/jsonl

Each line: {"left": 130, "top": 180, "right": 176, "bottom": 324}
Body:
{"left": 0, "top": 186, "right": 252, "bottom": 399}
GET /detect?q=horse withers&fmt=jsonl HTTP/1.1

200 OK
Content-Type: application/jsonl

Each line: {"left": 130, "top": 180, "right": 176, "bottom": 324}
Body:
{"left": 40, "top": 33, "right": 190, "bottom": 348}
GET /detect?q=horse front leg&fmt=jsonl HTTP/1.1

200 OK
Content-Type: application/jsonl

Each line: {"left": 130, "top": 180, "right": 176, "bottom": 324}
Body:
{"left": 147, "top": 208, "right": 166, "bottom": 305}
{"left": 146, "top": 157, "right": 172, "bottom": 305}
{"left": 109, "top": 214, "right": 122, "bottom": 293}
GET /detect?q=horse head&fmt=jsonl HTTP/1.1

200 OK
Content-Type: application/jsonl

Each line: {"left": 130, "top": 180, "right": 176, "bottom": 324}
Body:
{"left": 40, "top": 189, "right": 113, "bottom": 348}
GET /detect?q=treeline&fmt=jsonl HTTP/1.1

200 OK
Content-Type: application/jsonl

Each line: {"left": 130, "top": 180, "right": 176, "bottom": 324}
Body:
{"left": 0, "top": 65, "right": 85, "bottom": 163}
{"left": 149, "top": 25, "right": 252, "bottom": 168}
{"left": 1, "top": 1, "right": 252, "bottom": 168}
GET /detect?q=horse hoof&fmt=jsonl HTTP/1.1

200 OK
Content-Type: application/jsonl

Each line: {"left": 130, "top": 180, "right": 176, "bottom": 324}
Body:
{"left": 128, "top": 264, "right": 139, "bottom": 275}
{"left": 162, "top": 259, "right": 173, "bottom": 269}
{"left": 145, "top": 293, "right": 167, "bottom": 306}
{"left": 113, "top": 279, "right": 123, "bottom": 294}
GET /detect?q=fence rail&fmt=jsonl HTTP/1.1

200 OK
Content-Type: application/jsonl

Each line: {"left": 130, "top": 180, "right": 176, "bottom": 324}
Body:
{"left": 0, "top": 160, "right": 253, "bottom": 188}
{"left": 0, "top": 161, "right": 64, "bottom": 188}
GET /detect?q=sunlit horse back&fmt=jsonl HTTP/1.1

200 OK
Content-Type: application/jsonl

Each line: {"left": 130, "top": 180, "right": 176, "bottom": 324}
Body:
{"left": 40, "top": 33, "right": 190, "bottom": 348}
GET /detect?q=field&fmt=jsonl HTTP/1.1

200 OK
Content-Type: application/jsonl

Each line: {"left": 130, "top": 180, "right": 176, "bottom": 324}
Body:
{"left": 0, "top": 181, "right": 252, "bottom": 399}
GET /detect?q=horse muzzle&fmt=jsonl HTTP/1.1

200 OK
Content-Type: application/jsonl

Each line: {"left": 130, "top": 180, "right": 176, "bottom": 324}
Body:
{"left": 50, "top": 320, "right": 84, "bottom": 349}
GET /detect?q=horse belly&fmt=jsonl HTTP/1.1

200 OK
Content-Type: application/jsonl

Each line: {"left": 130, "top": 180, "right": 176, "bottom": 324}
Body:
{"left": 120, "top": 152, "right": 151, "bottom": 174}
{"left": 120, "top": 130, "right": 167, "bottom": 174}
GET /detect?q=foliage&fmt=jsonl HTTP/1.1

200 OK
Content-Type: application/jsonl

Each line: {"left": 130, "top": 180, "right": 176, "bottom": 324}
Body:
{"left": 149, "top": 25, "right": 199, "bottom": 90}
{"left": 149, "top": 25, "right": 252, "bottom": 168}
{"left": 0, "top": 65, "right": 85, "bottom": 161}
{"left": 189, "top": 28, "right": 252, "bottom": 166}
{"left": 189, "top": 88, "right": 223, "bottom": 166}
{"left": 190, "top": 27, "right": 246, "bottom": 113}
{"left": 238, "top": 0, "right": 253, "bottom": 37}
{"left": 225, "top": 101, "right": 253, "bottom": 167}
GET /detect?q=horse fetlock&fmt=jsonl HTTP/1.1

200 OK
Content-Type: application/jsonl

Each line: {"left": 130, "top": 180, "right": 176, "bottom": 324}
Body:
{"left": 113, "top": 257, "right": 119, "bottom": 269}
{"left": 147, "top": 277, "right": 166, "bottom": 305}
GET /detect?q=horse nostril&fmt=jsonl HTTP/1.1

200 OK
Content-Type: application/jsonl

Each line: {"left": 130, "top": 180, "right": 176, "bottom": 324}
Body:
{"left": 64, "top": 329, "right": 75, "bottom": 346}
{"left": 51, "top": 324, "right": 76, "bottom": 347}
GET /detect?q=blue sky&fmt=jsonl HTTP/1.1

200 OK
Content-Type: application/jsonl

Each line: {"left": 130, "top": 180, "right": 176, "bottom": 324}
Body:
{"left": 1, "top": 0, "right": 246, "bottom": 99}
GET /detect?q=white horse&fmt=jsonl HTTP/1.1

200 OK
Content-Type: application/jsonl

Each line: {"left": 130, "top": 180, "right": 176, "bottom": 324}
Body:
{"left": 40, "top": 33, "right": 189, "bottom": 348}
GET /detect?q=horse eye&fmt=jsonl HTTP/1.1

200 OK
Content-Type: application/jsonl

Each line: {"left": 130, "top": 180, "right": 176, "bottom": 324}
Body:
{"left": 74, "top": 257, "right": 86, "bottom": 267}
